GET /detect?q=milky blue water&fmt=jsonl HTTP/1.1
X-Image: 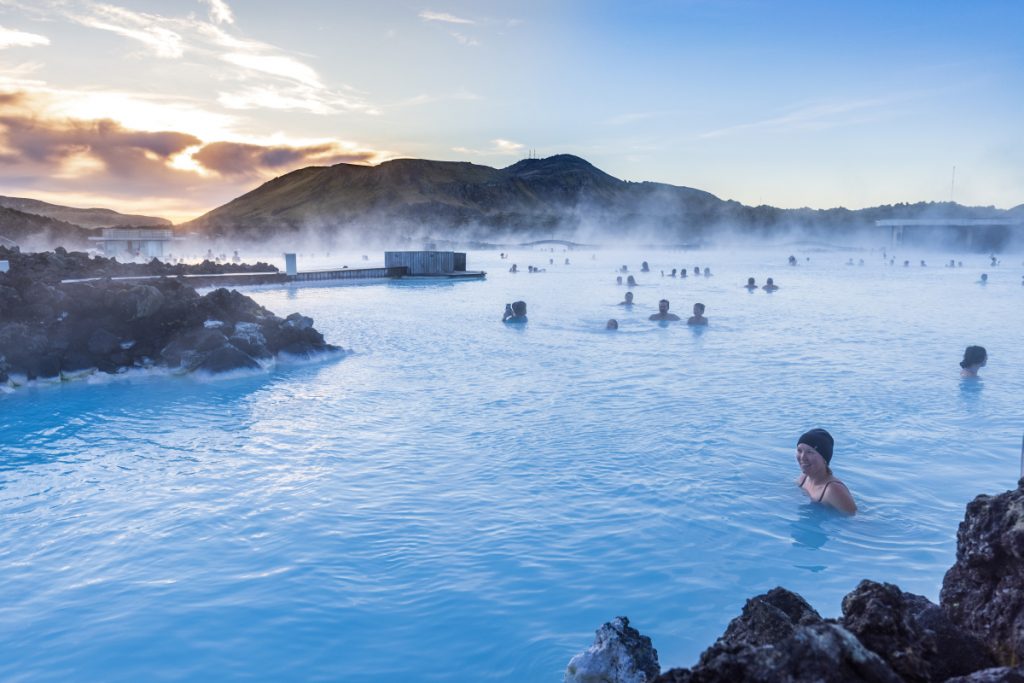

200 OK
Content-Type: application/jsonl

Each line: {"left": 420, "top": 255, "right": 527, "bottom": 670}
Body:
{"left": 2, "top": 246, "right": 1022, "bottom": 682}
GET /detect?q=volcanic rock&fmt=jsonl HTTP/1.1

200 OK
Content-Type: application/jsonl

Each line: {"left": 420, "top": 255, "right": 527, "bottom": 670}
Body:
{"left": 941, "top": 479, "right": 1024, "bottom": 666}
{"left": 841, "top": 579, "right": 992, "bottom": 682}
{"left": 564, "top": 616, "right": 660, "bottom": 683}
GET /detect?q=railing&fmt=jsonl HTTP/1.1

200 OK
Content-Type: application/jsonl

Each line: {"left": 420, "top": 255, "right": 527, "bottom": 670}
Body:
{"left": 292, "top": 267, "right": 407, "bottom": 282}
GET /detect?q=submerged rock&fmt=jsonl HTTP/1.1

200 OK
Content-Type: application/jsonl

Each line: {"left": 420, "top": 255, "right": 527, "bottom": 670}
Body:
{"left": 564, "top": 616, "right": 660, "bottom": 683}
{"left": 941, "top": 479, "right": 1024, "bottom": 666}
{"left": 841, "top": 579, "right": 992, "bottom": 682}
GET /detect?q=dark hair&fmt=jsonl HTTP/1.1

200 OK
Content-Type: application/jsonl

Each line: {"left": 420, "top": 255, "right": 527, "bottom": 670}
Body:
{"left": 659, "top": 299, "right": 669, "bottom": 305}
{"left": 747, "top": 277, "right": 755, "bottom": 285}
{"left": 511, "top": 301, "right": 527, "bottom": 315}
{"left": 960, "top": 345, "right": 987, "bottom": 368}
{"left": 694, "top": 302, "right": 705, "bottom": 313}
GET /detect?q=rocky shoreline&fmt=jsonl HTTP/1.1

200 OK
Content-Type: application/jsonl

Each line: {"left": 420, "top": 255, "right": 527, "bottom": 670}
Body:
{"left": 566, "top": 480, "right": 1024, "bottom": 683}
{"left": 0, "top": 247, "right": 340, "bottom": 385}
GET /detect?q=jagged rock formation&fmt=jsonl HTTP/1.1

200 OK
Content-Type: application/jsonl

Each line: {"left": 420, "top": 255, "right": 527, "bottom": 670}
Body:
{"left": 0, "top": 247, "right": 336, "bottom": 384}
{"left": 573, "top": 481, "right": 1024, "bottom": 683}
{"left": 842, "top": 580, "right": 992, "bottom": 682}
{"left": 941, "top": 479, "right": 1024, "bottom": 665}
{"left": 564, "top": 616, "right": 660, "bottom": 683}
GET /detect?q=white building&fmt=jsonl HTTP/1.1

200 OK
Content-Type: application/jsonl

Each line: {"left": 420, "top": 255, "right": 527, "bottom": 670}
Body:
{"left": 88, "top": 228, "right": 180, "bottom": 259}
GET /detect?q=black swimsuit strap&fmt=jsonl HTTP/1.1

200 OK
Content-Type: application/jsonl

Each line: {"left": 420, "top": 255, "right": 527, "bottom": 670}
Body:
{"left": 817, "top": 480, "right": 832, "bottom": 502}
{"left": 798, "top": 474, "right": 807, "bottom": 487}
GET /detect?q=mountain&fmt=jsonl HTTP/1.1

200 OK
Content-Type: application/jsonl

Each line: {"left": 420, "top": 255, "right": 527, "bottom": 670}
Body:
{"left": 0, "top": 206, "right": 95, "bottom": 250}
{"left": 181, "top": 155, "right": 1021, "bottom": 247}
{"left": 181, "top": 154, "right": 731, "bottom": 242}
{"left": 0, "top": 196, "right": 170, "bottom": 229}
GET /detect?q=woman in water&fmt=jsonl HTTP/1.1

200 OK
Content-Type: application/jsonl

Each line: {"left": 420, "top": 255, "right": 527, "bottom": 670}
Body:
{"left": 959, "top": 345, "right": 987, "bottom": 378}
{"left": 795, "top": 428, "right": 856, "bottom": 515}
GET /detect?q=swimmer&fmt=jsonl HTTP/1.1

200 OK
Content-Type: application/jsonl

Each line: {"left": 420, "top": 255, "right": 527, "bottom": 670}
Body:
{"left": 686, "top": 302, "right": 708, "bottom": 326}
{"left": 680, "top": 268, "right": 687, "bottom": 278}
{"left": 565, "top": 258, "right": 570, "bottom": 265}
{"left": 978, "top": 273, "right": 988, "bottom": 284}
{"left": 606, "top": 319, "right": 619, "bottom": 330}
{"left": 627, "top": 275, "right": 637, "bottom": 287}
{"left": 959, "top": 345, "right": 987, "bottom": 378}
{"left": 788, "top": 255, "right": 797, "bottom": 266}
{"left": 744, "top": 277, "right": 757, "bottom": 291}
{"left": 670, "top": 268, "right": 677, "bottom": 278}
{"left": 694, "top": 266, "right": 701, "bottom": 276}
{"left": 641, "top": 261, "right": 650, "bottom": 272}
{"left": 846, "top": 258, "right": 855, "bottom": 266}
{"left": 619, "top": 292, "right": 635, "bottom": 306}
{"left": 509, "top": 263, "right": 518, "bottom": 273}
{"left": 920, "top": 260, "right": 927, "bottom": 267}
{"left": 703, "top": 267, "right": 712, "bottom": 277}
{"left": 649, "top": 299, "right": 681, "bottom": 321}
{"left": 616, "top": 276, "right": 623, "bottom": 285}
{"left": 762, "top": 277, "right": 779, "bottom": 292}
{"left": 620, "top": 265, "right": 629, "bottom": 273}
{"left": 795, "top": 428, "right": 856, "bottom": 515}
{"left": 502, "top": 301, "right": 528, "bottom": 324}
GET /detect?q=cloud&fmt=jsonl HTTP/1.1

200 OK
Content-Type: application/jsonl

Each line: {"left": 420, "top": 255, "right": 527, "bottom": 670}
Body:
{"left": 418, "top": 10, "right": 475, "bottom": 25}
{"left": 221, "top": 53, "right": 323, "bottom": 89}
{"left": 450, "top": 31, "right": 479, "bottom": 47}
{"left": 453, "top": 138, "right": 524, "bottom": 156}
{"left": 0, "top": 25, "right": 50, "bottom": 48}
{"left": 29, "top": 2, "right": 378, "bottom": 116}
{"left": 699, "top": 98, "right": 889, "bottom": 139}
{"left": 193, "top": 141, "right": 378, "bottom": 176}
{"left": 71, "top": 4, "right": 186, "bottom": 58}
{"left": 0, "top": 90, "right": 394, "bottom": 220}
{"left": 201, "top": 0, "right": 234, "bottom": 25}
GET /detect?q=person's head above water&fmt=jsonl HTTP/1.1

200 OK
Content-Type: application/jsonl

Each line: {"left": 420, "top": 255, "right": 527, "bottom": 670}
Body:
{"left": 746, "top": 277, "right": 756, "bottom": 286}
{"left": 693, "top": 302, "right": 705, "bottom": 315}
{"left": 511, "top": 301, "right": 527, "bottom": 316}
{"left": 658, "top": 299, "right": 670, "bottom": 314}
{"left": 623, "top": 292, "right": 634, "bottom": 303}
{"left": 606, "top": 319, "right": 618, "bottom": 330}
{"left": 797, "top": 428, "right": 834, "bottom": 465}
{"left": 960, "top": 345, "right": 987, "bottom": 369}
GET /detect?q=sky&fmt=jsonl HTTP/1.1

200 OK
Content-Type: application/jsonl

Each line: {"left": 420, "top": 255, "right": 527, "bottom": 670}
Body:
{"left": 0, "top": 0, "right": 1021, "bottom": 224}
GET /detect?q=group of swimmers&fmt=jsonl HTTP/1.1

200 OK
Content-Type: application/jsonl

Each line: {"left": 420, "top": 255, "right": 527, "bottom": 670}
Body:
{"left": 744, "top": 277, "right": 779, "bottom": 292}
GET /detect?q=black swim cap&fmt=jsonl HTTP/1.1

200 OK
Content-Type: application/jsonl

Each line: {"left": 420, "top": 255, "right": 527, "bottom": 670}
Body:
{"left": 798, "top": 428, "right": 834, "bottom": 464}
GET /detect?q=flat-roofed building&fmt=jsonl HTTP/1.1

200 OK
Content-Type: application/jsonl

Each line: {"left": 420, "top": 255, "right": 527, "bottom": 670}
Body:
{"left": 88, "top": 228, "right": 181, "bottom": 258}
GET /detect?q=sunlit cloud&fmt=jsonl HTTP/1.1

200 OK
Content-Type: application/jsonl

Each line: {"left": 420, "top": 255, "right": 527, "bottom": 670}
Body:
{"left": 699, "top": 98, "right": 889, "bottom": 139}
{"left": 0, "top": 25, "right": 50, "bottom": 48}
{"left": 193, "top": 140, "right": 380, "bottom": 177}
{"left": 29, "top": 1, "right": 379, "bottom": 116}
{"left": 453, "top": 138, "right": 524, "bottom": 156}
{"left": 221, "top": 53, "right": 323, "bottom": 89}
{"left": 418, "top": 10, "right": 474, "bottom": 25}
{"left": 201, "top": 0, "right": 234, "bottom": 25}
{"left": 71, "top": 4, "right": 185, "bottom": 58}
{"left": 0, "top": 89, "right": 393, "bottom": 221}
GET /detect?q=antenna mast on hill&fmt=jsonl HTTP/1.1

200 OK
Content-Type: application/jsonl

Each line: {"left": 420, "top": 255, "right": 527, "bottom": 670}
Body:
{"left": 950, "top": 165, "right": 956, "bottom": 204}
